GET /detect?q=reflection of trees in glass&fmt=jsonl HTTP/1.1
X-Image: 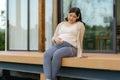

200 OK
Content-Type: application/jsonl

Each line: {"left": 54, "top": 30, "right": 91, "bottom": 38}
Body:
{"left": 84, "top": 25, "right": 105, "bottom": 38}
{"left": 63, "top": 0, "right": 113, "bottom": 26}
{"left": 62, "top": 0, "right": 113, "bottom": 50}
{"left": 0, "top": 10, "right": 6, "bottom": 29}
{"left": 63, "top": 0, "right": 72, "bottom": 19}
{"left": 0, "top": 10, "right": 6, "bottom": 50}
{"left": 83, "top": 24, "right": 111, "bottom": 50}
{"left": 0, "top": 29, "right": 5, "bottom": 50}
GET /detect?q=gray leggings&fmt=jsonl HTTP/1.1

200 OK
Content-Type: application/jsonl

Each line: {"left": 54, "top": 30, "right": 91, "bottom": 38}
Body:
{"left": 43, "top": 41, "right": 77, "bottom": 80}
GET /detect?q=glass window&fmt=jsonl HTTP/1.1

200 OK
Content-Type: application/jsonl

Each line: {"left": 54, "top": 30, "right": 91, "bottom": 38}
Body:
{"left": 61, "top": 0, "right": 115, "bottom": 52}
{"left": 0, "top": 0, "right": 6, "bottom": 50}
{"left": 30, "top": 0, "right": 38, "bottom": 50}
{"left": 8, "top": 0, "right": 38, "bottom": 50}
{"left": 8, "top": 0, "right": 28, "bottom": 50}
{"left": 45, "top": 0, "right": 53, "bottom": 49}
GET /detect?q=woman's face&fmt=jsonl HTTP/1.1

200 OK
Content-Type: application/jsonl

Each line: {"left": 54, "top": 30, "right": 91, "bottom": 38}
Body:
{"left": 67, "top": 12, "right": 78, "bottom": 24}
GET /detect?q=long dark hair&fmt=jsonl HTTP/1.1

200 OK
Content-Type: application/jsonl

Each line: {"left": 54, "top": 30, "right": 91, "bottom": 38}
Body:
{"left": 65, "top": 7, "right": 85, "bottom": 25}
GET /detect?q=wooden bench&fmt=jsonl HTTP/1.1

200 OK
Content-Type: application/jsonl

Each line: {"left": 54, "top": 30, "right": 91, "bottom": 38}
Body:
{"left": 0, "top": 51, "right": 120, "bottom": 80}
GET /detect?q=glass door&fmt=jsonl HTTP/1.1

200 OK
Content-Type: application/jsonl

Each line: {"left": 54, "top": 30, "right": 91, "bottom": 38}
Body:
{"left": 61, "top": 0, "right": 116, "bottom": 53}
{"left": 7, "top": 0, "right": 38, "bottom": 51}
{"left": 8, "top": 0, "right": 28, "bottom": 50}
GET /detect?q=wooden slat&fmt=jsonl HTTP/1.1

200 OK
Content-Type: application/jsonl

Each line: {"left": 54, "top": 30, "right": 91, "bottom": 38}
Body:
{"left": 62, "top": 54, "right": 120, "bottom": 70}
{"left": 0, "top": 51, "right": 43, "bottom": 64}
{"left": 0, "top": 51, "right": 120, "bottom": 71}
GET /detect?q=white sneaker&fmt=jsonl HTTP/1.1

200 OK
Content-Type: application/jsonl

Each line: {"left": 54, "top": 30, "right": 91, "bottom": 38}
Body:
{"left": 46, "top": 79, "right": 51, "bottom": 80}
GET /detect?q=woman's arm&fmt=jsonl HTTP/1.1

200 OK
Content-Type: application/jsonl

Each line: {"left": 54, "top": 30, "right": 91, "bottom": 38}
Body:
{"left": 52, "top": 22, "right": 64, "bottom": 43}
{"left": 77, "top": 22, "right": 85, "bottom": 58}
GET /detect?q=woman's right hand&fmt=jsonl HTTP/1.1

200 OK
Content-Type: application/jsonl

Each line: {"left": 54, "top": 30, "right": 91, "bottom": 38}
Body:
{"left": 54, "top": 37, "right": 63, "bottom": 44}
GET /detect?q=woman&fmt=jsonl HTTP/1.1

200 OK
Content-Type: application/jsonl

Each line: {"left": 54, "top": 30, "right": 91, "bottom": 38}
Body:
{"left": 43, "top": 7, "right": 85, "bottom": 80}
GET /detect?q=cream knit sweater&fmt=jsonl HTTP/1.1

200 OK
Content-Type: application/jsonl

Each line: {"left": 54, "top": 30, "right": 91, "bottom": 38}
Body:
{"left": 52, "top": 21, "right": 85, "bottom": 57}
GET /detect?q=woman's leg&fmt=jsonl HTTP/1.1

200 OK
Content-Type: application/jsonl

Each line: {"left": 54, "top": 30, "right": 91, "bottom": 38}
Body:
{"left": 43, "top": 46, "right": 58, "bottom": 79}
{"left": 51, "top": 47, "right": 77, "bottom": 80}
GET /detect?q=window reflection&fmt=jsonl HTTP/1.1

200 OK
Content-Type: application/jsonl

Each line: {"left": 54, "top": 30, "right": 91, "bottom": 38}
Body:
{"left": 62, "top": 0, "right": 114, "bottom": 51}
{"left": 0, "top": 0, "right": 6, "bottom": 50}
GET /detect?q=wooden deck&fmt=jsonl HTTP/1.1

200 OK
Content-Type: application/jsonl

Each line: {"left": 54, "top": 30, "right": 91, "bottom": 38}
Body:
{"left": 0, "top": 51, "right": 120, "bottom": 71}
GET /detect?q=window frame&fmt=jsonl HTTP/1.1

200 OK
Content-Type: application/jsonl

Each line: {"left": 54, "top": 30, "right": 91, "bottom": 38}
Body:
{"left": 7, "top": 0, "right": 45, "bottom": 51}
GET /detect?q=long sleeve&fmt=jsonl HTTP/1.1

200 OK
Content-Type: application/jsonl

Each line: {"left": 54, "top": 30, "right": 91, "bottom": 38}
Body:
{"left": 52, "top": 22, "right": 64, "bottom": 42}
{"left": 77, "top": 23, "right": 85, "bottom": 57}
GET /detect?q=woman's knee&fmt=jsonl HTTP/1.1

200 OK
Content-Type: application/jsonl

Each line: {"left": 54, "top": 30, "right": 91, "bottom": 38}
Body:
{"left": 44, "top": 49, "right": 52, "bottom": 59}
{"left": 44, "top": 48, "right": 55, "bottom": 58}
{"left": 52, "top": 51, "right": 62, "bottom": 59}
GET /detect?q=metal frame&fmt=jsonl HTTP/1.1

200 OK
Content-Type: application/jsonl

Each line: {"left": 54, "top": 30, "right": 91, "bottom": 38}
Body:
{"left": 0, "top": 62, "right": 120, "bottom": 80}
{"left": 6, "top": 0, "right": 38, "bottom": 51}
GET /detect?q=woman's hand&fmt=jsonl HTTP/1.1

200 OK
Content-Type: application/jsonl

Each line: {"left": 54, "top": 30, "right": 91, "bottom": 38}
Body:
{"left": 77, "top": 50, "right": 82, "bottom": 58}
{"left": 54, "top": 37, "right": 63, "bottom": 44}
{"left": 77, "top": 55, "right": 82, "bottom": 58}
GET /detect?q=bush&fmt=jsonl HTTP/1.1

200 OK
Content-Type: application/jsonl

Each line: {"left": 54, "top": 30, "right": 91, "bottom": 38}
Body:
{"left": 0, "top": 30, "right": 5, "bottom": 50}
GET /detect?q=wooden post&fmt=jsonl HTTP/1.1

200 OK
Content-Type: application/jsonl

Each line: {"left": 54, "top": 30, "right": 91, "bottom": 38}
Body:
{"left": 40, "top": 73, "right": 46, "bottom": 80}
{"left": 53, "top": 0, "right": 58, "bottom": 32}
{"left": 38, "top": 0, "right": 45, "bottom": 52}
{"left": 40, "top": 73, "right": 58, "bottom": 80}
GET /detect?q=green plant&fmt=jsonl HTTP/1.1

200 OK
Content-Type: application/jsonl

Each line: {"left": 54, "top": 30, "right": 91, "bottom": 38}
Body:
{"left": 0, "top": 29, "right": 5, "bottom": 50}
